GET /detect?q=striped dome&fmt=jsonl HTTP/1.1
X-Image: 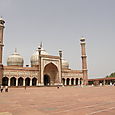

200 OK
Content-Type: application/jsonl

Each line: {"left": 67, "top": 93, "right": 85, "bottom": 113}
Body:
{"left": 7, "top": 49, "right": 24, "bottom": 67}
{"left": 30, "top": 46, "right": 48, "bottom": 67}
{"left": 62, "top": 59, "right": 69, "bottom": 69}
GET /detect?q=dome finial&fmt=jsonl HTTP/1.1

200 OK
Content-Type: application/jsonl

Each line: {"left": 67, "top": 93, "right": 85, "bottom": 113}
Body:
{"left": 15, "top": 48, "right": 17, "bottom": 53}
{"left": 7, "top": 49, "right": 24, "bottom": 67}
{"left": 38, "top": 42, "right": 43, "bottom": 49}
{"left": 40, "top": 42, "right": 43, "bottom": 48}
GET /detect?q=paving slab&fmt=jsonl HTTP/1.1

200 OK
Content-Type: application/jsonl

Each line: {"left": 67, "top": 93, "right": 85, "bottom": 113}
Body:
{"left": 0, "top": 86, "right": 115, "bottom": 115}
{"left": 0, "top": 112, "right": 12, "bottom": 115}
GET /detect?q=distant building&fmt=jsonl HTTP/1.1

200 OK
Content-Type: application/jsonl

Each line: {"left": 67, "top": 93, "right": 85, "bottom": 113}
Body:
{"left": 0, "top": 18, "right": 88, "bottom": 87}
{"left": 88, "top": 77, "right": 115, "bottom": 86}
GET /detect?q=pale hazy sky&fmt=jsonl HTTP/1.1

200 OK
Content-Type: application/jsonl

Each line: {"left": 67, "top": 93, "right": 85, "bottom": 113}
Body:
{"left": 0, "top": 0, "right": 115, "bottom": 78}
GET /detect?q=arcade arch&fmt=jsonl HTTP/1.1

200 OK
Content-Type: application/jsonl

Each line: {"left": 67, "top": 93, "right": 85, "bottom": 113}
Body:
{"left": 2, "top": 77, "right": 9, "bottom": 86}
{"left": 25, "top": 77, "right": 30, "bottom": 86}
{"left": 32, "top": 77, "right": 37, "bottom": 86}
{"left": 18, "top": 77, "right": 23, "bottom": 86}
{"left": 10, "top": 77, "right": 16, "bottom": 86}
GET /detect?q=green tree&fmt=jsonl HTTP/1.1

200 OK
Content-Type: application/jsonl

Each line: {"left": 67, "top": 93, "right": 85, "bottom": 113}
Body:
{"left": 106, "top": 72, "right": 115, "bottom": 78}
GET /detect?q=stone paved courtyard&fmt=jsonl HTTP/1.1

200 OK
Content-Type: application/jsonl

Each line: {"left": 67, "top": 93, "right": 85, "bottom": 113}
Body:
{"left": 0, "top": 86, "right": 115, "bottom": 115}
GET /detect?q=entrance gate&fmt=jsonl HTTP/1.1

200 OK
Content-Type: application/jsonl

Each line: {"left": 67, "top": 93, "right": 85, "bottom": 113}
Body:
{"left": 44, "top": 75, "right": 50, "bottom": 86}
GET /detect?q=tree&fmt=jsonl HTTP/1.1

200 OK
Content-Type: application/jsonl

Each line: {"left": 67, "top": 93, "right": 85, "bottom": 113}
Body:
{"left": 106, "top": 72, "right": 115, "bottom": 78}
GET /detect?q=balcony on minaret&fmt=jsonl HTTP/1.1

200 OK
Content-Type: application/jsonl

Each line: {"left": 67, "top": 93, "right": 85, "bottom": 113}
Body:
{"left": 0, "top": 17, "right": 5, "bottom": 25}
{"left": 80, "top": 36, "right": 85, "bottom": 42}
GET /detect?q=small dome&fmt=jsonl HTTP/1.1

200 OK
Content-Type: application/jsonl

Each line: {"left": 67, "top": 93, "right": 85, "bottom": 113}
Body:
{"left": 7, "top": 49, "right": 24, "bottom": 67}
{"left": 62, "top": 59, "right": 69, "bottom": 69}
{"left": 31, "top": 46, "right": 48, "bottom": 67}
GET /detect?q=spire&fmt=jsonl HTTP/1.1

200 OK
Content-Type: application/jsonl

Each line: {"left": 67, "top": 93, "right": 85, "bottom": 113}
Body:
{"left": 13, "top": 48, "right": 19, "bottom": 55}
{"left": 40, "top": 42, "right": 43, "bottom": 48}
{"left": 14, "top": 48, "right": 17, "bottom": 53}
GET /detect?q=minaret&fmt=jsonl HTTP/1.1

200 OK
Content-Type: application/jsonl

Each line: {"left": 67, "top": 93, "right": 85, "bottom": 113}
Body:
{"left": 80, "top": 37, "right": 88, "bottom": 85}
{"left": 0, "top": 17, "right": 5, "bottom": 85}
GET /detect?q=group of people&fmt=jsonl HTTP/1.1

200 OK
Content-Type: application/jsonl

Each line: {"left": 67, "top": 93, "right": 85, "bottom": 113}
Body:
{"left": 0, "top": 86, "right": 8, "bottom": 93}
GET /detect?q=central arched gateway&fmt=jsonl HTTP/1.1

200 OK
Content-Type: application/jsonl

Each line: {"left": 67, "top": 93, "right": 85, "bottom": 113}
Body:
{"left": 44, "top": 74, "right": 50, "bottom": 86}
{"left": 43, "top": 63, "right": 59, "bottom": 86}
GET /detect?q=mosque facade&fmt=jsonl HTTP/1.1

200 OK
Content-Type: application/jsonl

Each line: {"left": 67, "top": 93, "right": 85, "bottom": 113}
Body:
{"left": 0, "top": 18, "right": 88, "bottom": 87}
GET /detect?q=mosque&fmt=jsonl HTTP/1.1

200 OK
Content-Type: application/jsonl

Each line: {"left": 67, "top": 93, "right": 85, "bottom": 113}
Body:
{"left": 0, "top": 18, "right": 88, "bottom": 87}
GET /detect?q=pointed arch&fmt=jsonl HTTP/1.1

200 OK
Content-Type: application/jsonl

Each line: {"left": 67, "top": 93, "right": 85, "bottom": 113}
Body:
{"left": 25, "top": 77, "right": 30, "bottom": 86}
{"left": 67, "top": 78, "right": 70, "bottom": 85}
{"left": 62, "top": 78, "right": 65, "bottom": 85}
{"left": 18, "top": 77, "right": 23, "bottom": 86}
{"left": 32, "top": 77, "right": 37, "bottom": 86}
{"left": 2, "top": 77, "right": 9, "bottom": 86}
{"left": 44, "top": 63, "right": 59, "bottom": 85}
{"left": 10, "top": 77, "right": 16, "bottom": 86}
{"left": 71, "top": 78, "right": 74, "bottom": 85}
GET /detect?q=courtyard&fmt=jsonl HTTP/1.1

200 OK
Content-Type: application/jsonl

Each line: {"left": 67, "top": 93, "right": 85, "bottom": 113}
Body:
{"left": 0, "top": 86, "right": 115, "bottom": 115}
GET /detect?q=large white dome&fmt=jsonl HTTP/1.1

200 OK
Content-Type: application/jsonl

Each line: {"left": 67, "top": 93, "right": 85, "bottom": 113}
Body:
{"left": 30, "top": 47, "right": 48, "bottom": 67}
{"left": 62, "top": 59, "right": 69, "bottom": 69}
{"left": 7, "top": 49, "right": 24, "bottom": 67}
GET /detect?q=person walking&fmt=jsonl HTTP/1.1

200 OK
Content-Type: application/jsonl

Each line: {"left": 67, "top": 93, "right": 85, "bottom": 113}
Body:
{"left": 0, "top": 85, "right": 3, "bottom": 93}
{"left": 5, "top": 86, "right": 8, "bottom": 92}
{"left": 57, "top": 86, "right": 59, "bottom": 89}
